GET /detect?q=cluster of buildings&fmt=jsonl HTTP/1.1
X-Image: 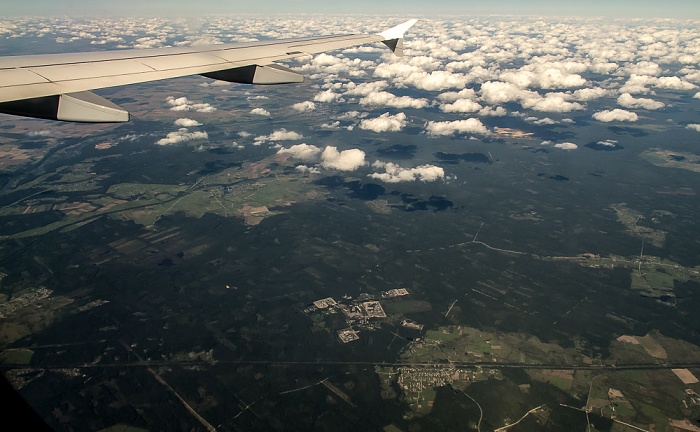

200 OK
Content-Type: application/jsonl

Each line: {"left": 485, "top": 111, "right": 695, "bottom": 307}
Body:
{"left": 0, "top": 287, "right": 52, "bottom": 319}
{"left": 304, "top": 289, "right": 415, "bottom": 343}
{"left": 395, "top": 367, "right": 477, "bottom": 393}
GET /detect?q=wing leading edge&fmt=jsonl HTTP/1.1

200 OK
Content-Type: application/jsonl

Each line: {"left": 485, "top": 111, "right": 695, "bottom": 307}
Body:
{"left": 0, "top": 19, "right": 418, "bottom": 123}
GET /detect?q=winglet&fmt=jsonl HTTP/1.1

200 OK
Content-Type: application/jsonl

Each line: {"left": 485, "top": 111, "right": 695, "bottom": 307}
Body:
{"left": 377, "top": 19, "right": 418, "bottom": 57}
{"left": 379, "top": 19, "right": 419, "bottom": 40}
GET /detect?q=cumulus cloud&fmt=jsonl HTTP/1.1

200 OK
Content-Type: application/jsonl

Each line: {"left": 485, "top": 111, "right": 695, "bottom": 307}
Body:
{"left": 479, "top": 82, "right": 582, "bottom": 112}
{"left": 174, "top": 118, "right": 202, "bottom": 127}
{"left": 359, "top": 92, "right": 429, "bottom": 109}
{"left": 156, "top": 128, "right": 208, "bottom": 145}
{"left": 359, "top": 112, "right": 408, "bottom": 133}
{"left": 593, "top": 109, "right": 639, "bottom": 122}
{"left": 500, "top": 67, "right": 586, "bottom": 89}
{"left": 623, "top": 61, "right": 662, "bottom": 76}
{"left": 296, "top": 53, "right": 374, "bottom": 77}
{"left": 597, "top": 139, "right": 619, "bottom": 147}
{"left": 554, "top": 142, "right": 578, "bottom": 150}
{"left": 437, "top": 88, "right": 478, "bottom": 102}
{"left": 276, "top": 143, "right": 322, "bottom": 160}
{"left": 254, "top": 128, "right": 303, "bottom": 144}
{"left": 654, "top": 76, "right": 696, "bottom": 90}
{"left": 479, "top": 106, "right": 508, "bottom": 116}
{"left": 313, "top": 89, "right": 343, "bottom": 103}
{"left": 342, "top": 80, "right": 389, "bottom": 96}
{"left": 619, "top": 75, "right": 658, "bottom": 94}
{"left": 295, "top": 165, "right": 321, "bottom": 174}
{"left": 480, "top": 81, "right": 533, "bottom": 104}
{"left": 617, "top": 93, "right": 664, "bottom": 110}
{"left": 687, "top": 124, "right": 700, "bottom": 132}
{"left": 425, "top": 118, "right": 488, "bottom": 136}
{"left": 320, "top": 121, "right": 341, "bottom": 130}
{"left": 572, "top": 88, "right": 614, "bottom": 101}
{"left": 250, "top": 108, "right": 270, "bottom": 116}
{"left": 439, "top": 99, "right": 482, "bottom": 113}
{"left": 166, "top": 96, "right": 216, "bottom": 113}
{"left": 369, "top": 161, "right": 445, "bottom": 183}
{"left": 620, "top": 75, "right": 697, "bottom": 94}
{"left": 521, "top": 93, "right": 584, "bottom": 113}
{"left": 291, "top": 101, "right": 316, "bottom": 111}
{"left": 320, "top": 146, "right": 366, "bottom": 171}
{"left": 373, "top": 63, "right": 467, "bottom": 91}
{"left": 528, "top": 117, "right": 557, "bottom": 125}
{"left": 28, "top": 130, "right": 51, "bottom": 137}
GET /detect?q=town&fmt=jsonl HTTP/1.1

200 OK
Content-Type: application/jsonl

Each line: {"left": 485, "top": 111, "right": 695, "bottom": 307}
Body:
{"left": 304, "top": 289, "right": 415, "bottom": 343}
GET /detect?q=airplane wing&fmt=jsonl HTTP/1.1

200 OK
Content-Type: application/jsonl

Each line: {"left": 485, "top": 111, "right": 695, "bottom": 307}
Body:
{"left": 0, "top": 19, "right": 418, "bottom": 123}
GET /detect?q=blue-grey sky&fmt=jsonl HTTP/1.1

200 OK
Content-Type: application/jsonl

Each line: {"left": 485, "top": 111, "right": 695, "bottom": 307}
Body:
{"left": 2, "top": 0, "right": 699, "bottom": 19}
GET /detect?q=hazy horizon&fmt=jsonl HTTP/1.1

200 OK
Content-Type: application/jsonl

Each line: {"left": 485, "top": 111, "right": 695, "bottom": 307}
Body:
{"left": 2, "top": 0, "right": 699, "bottom": 19}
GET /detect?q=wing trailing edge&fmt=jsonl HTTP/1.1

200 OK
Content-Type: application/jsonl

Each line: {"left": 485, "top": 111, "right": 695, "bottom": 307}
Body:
{"left": 0, "top": 19, "right": 418, "bottom": 123}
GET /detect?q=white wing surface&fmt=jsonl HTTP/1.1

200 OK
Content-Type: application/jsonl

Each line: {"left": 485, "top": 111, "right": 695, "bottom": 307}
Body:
{"left": 0, "top": 19, "right": 417, "bottom": 123}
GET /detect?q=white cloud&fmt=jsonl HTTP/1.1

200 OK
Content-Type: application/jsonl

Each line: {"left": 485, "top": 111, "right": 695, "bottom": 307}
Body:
{"left": 479, "top": 82, "right": 583, "bottom": 112}
{"left": 320, "top": 146, "right": 366, "bottom": 171}
{"left": 359, "top": 92, "right": 429, "bottom": 109}
{"left": 593, "top": 109, "right": 639, "bottom": 122}
{"left": 369, "top": 161, "right": 445, "bottom": 183}
{"left": 336, "top": 111, "right": 368, "bottom": 120}
{"left": 313, "top": 89, "right": 342, "bottom": 103}
{"left": 174, "top": 118, "right": 202, "bottom": 127}
{"left": 276, "top": 143, "right": 322, "bottom": 160}
{"left": 166, "top": 96, "right": 216, "bottom": 113}
{"left": 254, "top": 128, "right": 303, "bottom": 144}
{"left": 572, "top": 88, "right": 614, "bottom": 101}
{"left": 320, "top": 121, "right": 341, "bottom": 130}
{"left": 250, "top": 108, "right": 270, "bottom": 116}
{"left": 623, "top": 61, "right": 662, "bottom": 76}
{"left": 617, "top": 93, "right": 664, "bottom": 110}
{"left": 439, "top": 99, "right": 482, "bottom": 113}
{"left": 291, "top": 101, "right": 316, "bottom": 112}
{"left": 296, "top": 52, "right": 374, "bottom": 77}
{"left": 425, "top": 118, "right": 488, "bottom": 136}
{"left": 619, "top": 75, "right": 657, "bottom": 94}
{"left": 521, "top": 93, "right": 584, "bottom": 113}
{"left": 156, "top": 128, "right": 208, "bottom": 145}
{"left": 479, "top": 106, "right": 508, "bottom": 116}
{"left": 480, "top": 81, "right": 533, "bottom": 104}
{"left": 408, "top": 70, "right": 467, "bottom": 91}
{"left": 373, "top": 63, "right": 467, "bottom": 91}
{"left": 342, "top": 80, "right": 389, "bottom": 96}
{"left": 597, "top": 139, "right": 619, "bottom": 147}
{"left": 28, "top": 130, "right": 51, "bottom": 137}
{"left": 295, "top": 165, "right": 321, "bottom": 174}
{"left": 437, "top": 88, "right": 478, "bottom": 102}
{"left": 687, "top": 124, "right": 700, "bottom": 132}
{"left": 199, "top": 80, "right": 232, "bottom": 88}
{"left": 654, "top": 76, "right": 696, "bottom": 90}
{"left": 530, "top": 117, "right": 557, "bottom": 125}
{"left": 554, "top": 142, "right": 578, "bottom": 150}
{"left": 620, "top": 75, "right": 697, "bottom": 94}
{"left": 501, "top": 67, "right": 586, "bottom": 89}
{"left": 359, "top": 112, "right": 408, "bottom": 133}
